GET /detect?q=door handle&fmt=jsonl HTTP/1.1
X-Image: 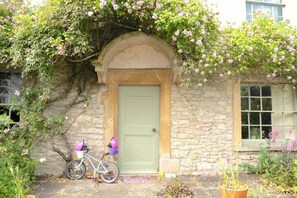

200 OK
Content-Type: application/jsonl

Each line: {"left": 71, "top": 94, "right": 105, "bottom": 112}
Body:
{"left": 152, "top": 128, "right": 156, "bottom": 132}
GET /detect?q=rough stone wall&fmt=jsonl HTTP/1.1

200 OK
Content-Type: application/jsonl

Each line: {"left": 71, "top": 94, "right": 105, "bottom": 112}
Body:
{"left": 31, "top": 63, "right": 106, "bottom": 177}
{"left": 171, "top": 81, "right": 234, "bottom": 175}
{"left": 31, "top": 62, "right": 264, "bottom": 176}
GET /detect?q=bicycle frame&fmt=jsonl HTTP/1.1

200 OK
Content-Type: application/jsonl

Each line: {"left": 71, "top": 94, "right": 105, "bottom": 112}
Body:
{"left": 77, "top": 153, "right": 110, "bottom": 178}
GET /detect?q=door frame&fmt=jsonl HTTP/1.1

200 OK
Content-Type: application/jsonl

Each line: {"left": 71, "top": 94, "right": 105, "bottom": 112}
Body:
{"left": 105, "top": 69, "right": 171, "bottom": 159}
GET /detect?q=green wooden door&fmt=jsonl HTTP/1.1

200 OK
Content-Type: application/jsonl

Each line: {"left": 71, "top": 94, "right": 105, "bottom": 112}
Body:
{"left": 118, "top": 86, "right": 160, "bottom": 173}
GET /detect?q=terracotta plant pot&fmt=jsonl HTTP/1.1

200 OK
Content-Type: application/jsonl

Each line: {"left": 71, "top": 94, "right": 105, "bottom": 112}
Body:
{"left": 219, "top": 182, "right": 248, "bottom": 198}
{"left": 24, "top": 195, "right": 36, "bottom": 198}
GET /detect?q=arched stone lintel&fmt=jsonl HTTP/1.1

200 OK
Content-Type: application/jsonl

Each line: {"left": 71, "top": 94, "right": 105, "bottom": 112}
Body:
{"left": 92, "top": 32, "right": 180, "bottom": 84}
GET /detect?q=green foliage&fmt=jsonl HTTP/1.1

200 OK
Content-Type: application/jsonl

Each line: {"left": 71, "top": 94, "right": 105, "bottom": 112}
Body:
{"left": 216, "top": 13, "right": 297, "bottom": 84}
{"left": 0, "top": 114, "right": 13, "bottom": 130}
{"left": 241, "top": 147, "right": 297, "bottom": 195}
{"left": 0, "top": 120, "right": 36, "bottom": 197}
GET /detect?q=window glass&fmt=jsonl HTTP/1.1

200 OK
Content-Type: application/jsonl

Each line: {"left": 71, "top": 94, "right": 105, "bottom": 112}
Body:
{"left": 246, "top": 3, "right": 252, "bottom": 15}
{"left": 250, "top": 86, "right": 260, "bottom": 96}
{"left": 241, "top": 84, "right": 296, "bottom": 140}
{"left": 246, "top": 1, "right": 283, "bottom": 21}
{"left": 0, "top": 71, "right": 22, "bottom": 124}
{"left": 242, "top": 126, "right": 249, "bottom": 139}
{"left": 0, "top": 87, "right": 9, "bottom": 103}
{"left": 241, "top": 86, "right": 249, "bottom": 96}
{"left": 250, "top": 112, "right": 260, "bottom": 124}
{"left": 262, "top": 98, "right": 272, "bottom": 110}
{"left": 251, "top": 98, "right": 260, "bottom": 110}
{"left": 262, "top": 86, "right": 271, "bottom": 96}
{"left": 241, "top": 98, "right": 249, "bottom": 110}
{"left": 263, "top": 5, "right": 272, "bottom": 15}
{"left": 242, "top": 112, "right": 248, "bottom": 124}
{"left": 261, "top": 112, "right": 271, "bottom": 124}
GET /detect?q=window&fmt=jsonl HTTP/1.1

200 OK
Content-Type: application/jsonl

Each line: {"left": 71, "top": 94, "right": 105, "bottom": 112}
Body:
{"left": 241, "top": 84, "right": 297, "bottom": 140}
{"left": 246, "top": 0, "right": 283, "bottom": 21}
{"left": 0, "top": 71, "right": 22, "bottom": 124}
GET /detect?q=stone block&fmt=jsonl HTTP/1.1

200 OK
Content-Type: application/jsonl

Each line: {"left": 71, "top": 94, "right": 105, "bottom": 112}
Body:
{"left": 159, "top": 158, "right": 180, "bottom": 174}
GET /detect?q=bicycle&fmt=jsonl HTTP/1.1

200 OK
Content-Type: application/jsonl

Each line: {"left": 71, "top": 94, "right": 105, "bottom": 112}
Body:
{"left": 65, "top": 141, "right": 120, "bottom": 183}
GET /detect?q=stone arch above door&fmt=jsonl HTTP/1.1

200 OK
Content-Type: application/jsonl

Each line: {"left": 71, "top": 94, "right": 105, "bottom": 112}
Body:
{"left": 92, "top": 32, "right": 179, "bottom": 169}
{"left": 92, "top": 31, "right": 179, "bottom": 84}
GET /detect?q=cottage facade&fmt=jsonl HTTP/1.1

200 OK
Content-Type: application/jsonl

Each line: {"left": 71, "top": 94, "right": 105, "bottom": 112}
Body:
{"left": 1, "top": 0, "right": 296, "bottom": 176}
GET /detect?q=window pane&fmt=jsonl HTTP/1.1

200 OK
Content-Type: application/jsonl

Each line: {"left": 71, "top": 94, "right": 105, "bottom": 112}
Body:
{"left": 262, "top": 126, "right": 272, "bottom": 139}
{"left": 242, "top": 112, "right": 248, "bottom": 124}
{"left": 0, "top": 72, "right": 10, "bottom": 86}
{"left": 251, "top": 98, "right": 260, "bottom": 110}
{"left": 250, "top": 112, "right": 260, "bottom": 124}
{"left": 11, "top": 110, "right": 20, "bottom": 122}
{"left": 246, "top": 3, "right": 252, "bottom": 15}
{"left": 241, "top": 86, "right": 249, "bottom": 96}
{"left": 253, "top": 4, "right": 262, "bottom": 12}
{"left": 0, "top": 87, "right": 9, "bottom": 104}
{"left": 250, "top": 86, "right": 260, "bottom": 96}
{"left": 273, "top": 6, "right": 282, "bottom": 19}
{"left": 262, "top": 86, "right": 271, "bottom": 96}
{"left": 11, "top": 73, "right": 22, "bottom": 87}
{"left": 262, "top": 112, "right": 272, "bottom": 124}
{"left": 242, "top": 126, "right": 249, "bottom": 139}
{"left": 262, "top": 98, "right": 272, "bottom": 110}
{"left": 0, "top": 106, "right": 9, "bottom": 115}
{"left": 263, "top": 5, "right": 272, "bottom": 15}
{"left": 246, "top": 15, "right": 253, "bottom": 20}
{"left": 241, "top": 98, "right": 249, "bottom": 110}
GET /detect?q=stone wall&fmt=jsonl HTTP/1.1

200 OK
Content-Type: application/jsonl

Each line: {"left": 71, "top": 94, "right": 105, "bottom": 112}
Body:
{"left": 31, "top": 63, "right": 106, "bottom": 177}
{"left": 31, "top": 62, "right": 263, "bottom": 176}
{"left": 170, "top": 81, "right": 234, "bottom": 175}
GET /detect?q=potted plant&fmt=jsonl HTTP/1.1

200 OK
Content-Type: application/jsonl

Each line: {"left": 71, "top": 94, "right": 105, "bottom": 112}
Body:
{"left": 219, "top": 155, "right": 248, "bottom": 198}
{"left": 250, "top": 128, "right": 260, "bottom": 139}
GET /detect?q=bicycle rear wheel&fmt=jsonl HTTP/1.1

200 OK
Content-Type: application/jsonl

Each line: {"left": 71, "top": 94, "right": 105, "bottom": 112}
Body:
{"left": 65, "top": 160, "right": 86, "bottom": 180}
{"left": 99, "top": 162, "right": 120, "bottom": 183}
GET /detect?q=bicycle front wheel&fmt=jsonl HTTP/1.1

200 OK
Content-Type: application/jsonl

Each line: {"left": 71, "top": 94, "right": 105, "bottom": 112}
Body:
{"left": 65, "top": 160, "right": 86, "bottom": 180}
{"left": 99, "top": 162, "right": 120, "bottom": 183}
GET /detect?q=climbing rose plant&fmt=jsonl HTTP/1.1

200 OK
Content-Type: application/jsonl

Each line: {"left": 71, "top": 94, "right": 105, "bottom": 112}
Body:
{"left": 0, "top": 0, "right": 296, "bottom": 195}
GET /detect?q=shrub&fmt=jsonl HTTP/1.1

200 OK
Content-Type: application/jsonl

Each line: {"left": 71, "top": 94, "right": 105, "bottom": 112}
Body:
{"left": 158, "top": 178, "right": 195, "bottom": 198}
{"left": 0, "top": 115, "right": 36, "bottom": 197}
{"left": 241, "top": 131, "right": 297, "bottom": 195}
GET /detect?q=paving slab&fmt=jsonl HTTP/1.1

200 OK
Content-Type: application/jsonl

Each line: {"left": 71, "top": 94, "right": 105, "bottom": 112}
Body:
{"left": 33, "top": 175, "right": 295, "bottom": 198}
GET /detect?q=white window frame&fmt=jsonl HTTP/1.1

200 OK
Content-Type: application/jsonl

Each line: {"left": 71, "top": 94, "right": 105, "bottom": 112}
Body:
{"left": 240, "top": 83, "right": 297, "bottom": 147}
{"left": 246, "top": 0, "right": 285, "bottom": 21}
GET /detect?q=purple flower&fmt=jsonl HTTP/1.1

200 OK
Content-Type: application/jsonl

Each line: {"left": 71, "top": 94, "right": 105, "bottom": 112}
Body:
{"left": 137, "top": 1, "right": 144, "bottom": 6}
{"left": 286, "top": 140, "right": 297, "bottom": 150}
{"left": 14, "top": 90, "right": 20, "bottom": 96}
{"left": 56, "top": 45, "right": 65, "bottom": 56}
{"left": 87, "top": 11, "right": 93, "bottom": 16}
{"left": 113, "top": 4, "right": 119, "bottom": 10}
{"left": 268, "top": 129, "right": 278, "bottom": 143}
{"left": 156, "top": 2, "right": 163, "bottom": 9}
{"left": 196, "top": 40, "right": 202, "bottom": 46}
